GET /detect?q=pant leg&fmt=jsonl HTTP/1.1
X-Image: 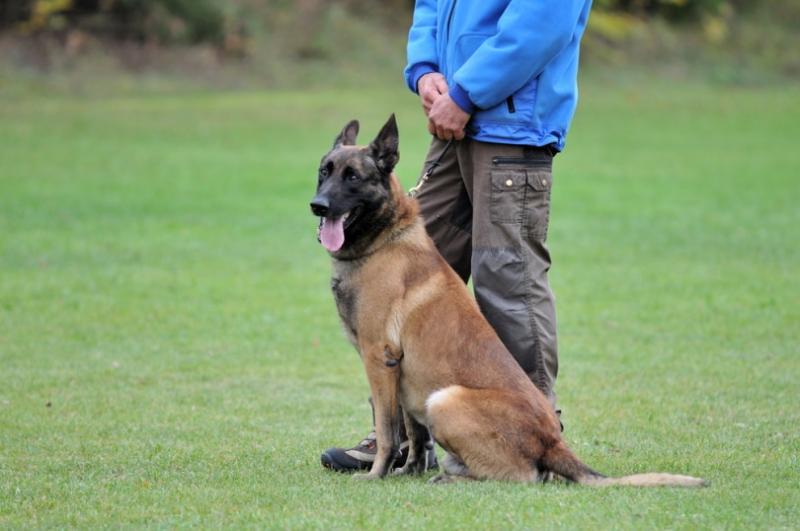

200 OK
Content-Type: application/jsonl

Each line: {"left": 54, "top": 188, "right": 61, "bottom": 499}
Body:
{"left": 407, "top": 138, "right": 472, "bottom": 452}
{"left": 414, "top": 138, "right": 473, "bottom": 283}
{"left": 466, "top": 141, "right": 559, "bottom": 407}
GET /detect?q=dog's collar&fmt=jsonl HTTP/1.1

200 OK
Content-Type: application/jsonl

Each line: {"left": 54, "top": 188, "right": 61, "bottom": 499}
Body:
{"left": 332, "top": 220, "right": 416, "bottom": 263}
{"left": 332, "top": 251, "right": 373, "bottom": 263}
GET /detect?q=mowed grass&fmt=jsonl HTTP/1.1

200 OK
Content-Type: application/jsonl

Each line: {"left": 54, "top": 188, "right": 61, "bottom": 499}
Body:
{"left": 0, "top": 79, "right": 798, "bottom": 528}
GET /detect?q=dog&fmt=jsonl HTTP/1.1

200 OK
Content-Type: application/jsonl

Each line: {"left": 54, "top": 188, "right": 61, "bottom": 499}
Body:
{"left": 310, "top": 114, "right": 707, "bottom": 487}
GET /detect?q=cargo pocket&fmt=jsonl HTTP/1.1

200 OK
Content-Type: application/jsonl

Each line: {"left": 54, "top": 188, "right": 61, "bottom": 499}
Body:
{"left": 489, "top": 169, "right": 527, "bottom": 224}
{"left": 524, "top": 168, "right": 552, "bottom": 242}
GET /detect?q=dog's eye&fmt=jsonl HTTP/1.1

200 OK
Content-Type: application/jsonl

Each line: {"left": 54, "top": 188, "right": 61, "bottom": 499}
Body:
{"left": 344, "top": 168, "right": 360, "bottom": 182}
{"left": 319, "top": 167, "right": 329, "bottom": 179}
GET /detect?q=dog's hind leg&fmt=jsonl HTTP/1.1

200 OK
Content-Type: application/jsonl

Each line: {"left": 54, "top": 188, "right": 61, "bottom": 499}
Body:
{"left": 440, "top": 452, "right": 470, "bottom": 476}
{"left": 427, "top": 453, "right": 477, "bottom": 484}
{"left": 426, "top": 385, "right": 547, "bottom": 483}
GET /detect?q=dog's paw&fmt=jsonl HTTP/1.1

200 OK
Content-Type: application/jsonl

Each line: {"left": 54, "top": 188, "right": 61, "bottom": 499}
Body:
{"left": 428, "top": 473, "right": 454, "bottom": 485}
{"left": 392, "top": 465, "right": 415, "bottom": 476}
{"left": 393, "top": 461, "right": 425, "bottom": 476}
{"left": 541, "top": 471, "right": 568, "bottom": 484}
{"left": 428, "top": 473, "right": 472, "bottom": 485}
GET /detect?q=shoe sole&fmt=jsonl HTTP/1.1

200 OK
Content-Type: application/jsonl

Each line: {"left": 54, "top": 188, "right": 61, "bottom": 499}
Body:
{"left": 320, "top": 450, "right": 372, "bottom": 473}
{"left": 320, "top": 451, "right": 440, "bottom": 474}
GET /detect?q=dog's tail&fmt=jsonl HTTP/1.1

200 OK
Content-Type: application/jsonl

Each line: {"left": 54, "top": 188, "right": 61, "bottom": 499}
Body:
{"left": 541, "top": 441, "right": 708, "bottom": 488}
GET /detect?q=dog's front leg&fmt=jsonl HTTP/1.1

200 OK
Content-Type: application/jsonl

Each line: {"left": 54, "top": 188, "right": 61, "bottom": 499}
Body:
{"left": 354, "top": 344, "right": 402, "bottom": 480}
{"left": 393, "top": 411, "right": 434, "bottom": 476}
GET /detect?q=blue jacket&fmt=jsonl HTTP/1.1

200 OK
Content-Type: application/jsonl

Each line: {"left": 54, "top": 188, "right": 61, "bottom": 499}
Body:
{"left": 405, "top": 0, "right": 592, "bottom": 151}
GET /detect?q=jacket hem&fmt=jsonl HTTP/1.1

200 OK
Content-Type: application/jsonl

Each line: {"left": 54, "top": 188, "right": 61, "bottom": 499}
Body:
{"left": 468, "top": 126, "right": 565, "bottom": 151}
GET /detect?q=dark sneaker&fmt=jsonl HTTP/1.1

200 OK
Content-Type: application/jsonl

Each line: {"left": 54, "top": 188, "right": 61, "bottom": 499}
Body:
{"left": 320, "top": 431, "right": 438, "bottom": 473}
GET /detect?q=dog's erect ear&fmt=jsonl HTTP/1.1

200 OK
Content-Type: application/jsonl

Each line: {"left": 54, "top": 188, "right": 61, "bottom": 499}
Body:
{"left": 333, "top": 120, "right": 360, "bottom": 148}
{"left": 369, "top": 114, "right": 399, "bottom": 175}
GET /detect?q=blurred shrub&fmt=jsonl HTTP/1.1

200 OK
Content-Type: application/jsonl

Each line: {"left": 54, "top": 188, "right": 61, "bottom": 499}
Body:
{"left": 2, "top": 0, "right": 227, "bottom": 45}
{"left": 1, "top": 0, "right": 787, "bottom": 45}
{"left": 1, "top": 0, "right": 798, "bottom": 81}
{"left": 594, "top": 0, "right": 732, "bottom": 20}
{"left": 584, "top": 0, "right": 800, "bottom": 80}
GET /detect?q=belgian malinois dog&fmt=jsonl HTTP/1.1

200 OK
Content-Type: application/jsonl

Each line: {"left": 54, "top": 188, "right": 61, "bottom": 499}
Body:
{"left": 310, "top": 114, "right": 707, "bottom": 487}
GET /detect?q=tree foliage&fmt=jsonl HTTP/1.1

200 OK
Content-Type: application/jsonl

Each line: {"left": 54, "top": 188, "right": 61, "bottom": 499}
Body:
{"left": 1, "top": 0, "right": 225, "bottom": 44}
{"left": 1, "top": 0, "right": 796, "bottom": 73}
{"left": 0, "top": 0, "right": 776, "bottom": 42}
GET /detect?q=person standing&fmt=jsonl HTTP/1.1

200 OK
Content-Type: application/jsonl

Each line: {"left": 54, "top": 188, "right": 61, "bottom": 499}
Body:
{"left": 321, "top": 0, "right": 593, "bottom": 473}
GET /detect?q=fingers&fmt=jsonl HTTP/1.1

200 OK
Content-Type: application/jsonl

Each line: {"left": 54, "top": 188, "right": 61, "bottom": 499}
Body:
{"left": 419, "top": 76, "right": 439, "bottom": 101}
{"left": 433, "top": 76, "right": 449, "bottom": 95}
{"left": 422, "top": 93, "right": 436, "bottom": 114}
{"left": 420, "top": 87, "right": 438, "bottom": 118}
{"left": 418, "top": 74, "right": 448, "bottom": 115}
{"left": 429, "top": 116, "right": 461, "bottom": 140}
{"left": 427, "top": 92, "right": 469, "bottom": 141}
{"left": 435, "top": 126, "right": 462, "bottom": 141}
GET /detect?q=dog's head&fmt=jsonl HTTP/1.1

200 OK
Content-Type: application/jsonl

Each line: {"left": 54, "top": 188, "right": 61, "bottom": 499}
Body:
{"left": 311, "top": 114, "right": 400, "bottom": 254}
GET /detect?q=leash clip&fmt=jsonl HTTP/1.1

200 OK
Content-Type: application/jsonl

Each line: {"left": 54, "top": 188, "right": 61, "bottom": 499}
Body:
{"left": 407, "top": 170, "right": 432, "bottom": 198}
{"left": 407, "top": 139, "right": 453, "bottom": 198}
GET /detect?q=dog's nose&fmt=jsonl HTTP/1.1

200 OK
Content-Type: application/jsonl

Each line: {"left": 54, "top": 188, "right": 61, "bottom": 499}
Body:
{"left": 310, "top": 196, "right": 330, "bottom": 217}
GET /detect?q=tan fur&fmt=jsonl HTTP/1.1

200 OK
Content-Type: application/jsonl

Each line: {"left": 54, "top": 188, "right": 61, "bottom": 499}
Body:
{"left": 331, "top": 172, "right": 706, "bottom": 488}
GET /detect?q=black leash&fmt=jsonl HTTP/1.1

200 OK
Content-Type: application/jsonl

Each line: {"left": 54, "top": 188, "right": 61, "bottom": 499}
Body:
{"left": 408, "top": 139, "right": 454, "bottom": 198}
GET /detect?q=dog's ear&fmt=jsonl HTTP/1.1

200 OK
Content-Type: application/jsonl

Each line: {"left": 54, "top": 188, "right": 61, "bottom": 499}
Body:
{"left": 369, "top": 114, "right": 399, "bottom": 175}
{"left": 333, "top": 120, "right": 360, "bottom": 148}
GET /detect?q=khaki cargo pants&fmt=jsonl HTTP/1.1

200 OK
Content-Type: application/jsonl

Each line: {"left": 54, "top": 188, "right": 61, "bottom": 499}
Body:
{"left": 415, "top": 137, "right": 558, "bottom": 407}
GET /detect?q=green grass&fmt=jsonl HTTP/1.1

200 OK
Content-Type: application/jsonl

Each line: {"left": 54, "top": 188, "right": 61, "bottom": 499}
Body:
{"left": 1, "top": 79, "right": 798, "bottom": 528}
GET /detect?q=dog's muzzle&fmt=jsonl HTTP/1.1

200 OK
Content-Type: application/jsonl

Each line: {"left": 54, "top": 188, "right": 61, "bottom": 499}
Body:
{"left": 310, "top": 195, "right": 330, "bottom": 217}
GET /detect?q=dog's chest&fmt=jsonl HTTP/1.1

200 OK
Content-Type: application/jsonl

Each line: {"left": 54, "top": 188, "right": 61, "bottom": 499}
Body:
{"left": 330, "top": 272, "right": 359, "bottom": 345}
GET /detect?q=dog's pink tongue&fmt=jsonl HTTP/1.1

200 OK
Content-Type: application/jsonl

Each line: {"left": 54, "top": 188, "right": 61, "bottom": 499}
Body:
{"left": 319, "top": 216, "right": 345, "bottom": 252}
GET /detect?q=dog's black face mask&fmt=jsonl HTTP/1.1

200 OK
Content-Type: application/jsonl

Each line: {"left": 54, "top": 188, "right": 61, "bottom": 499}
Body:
{"left": 310, "top": 114, "right": 400, "bottom": 253}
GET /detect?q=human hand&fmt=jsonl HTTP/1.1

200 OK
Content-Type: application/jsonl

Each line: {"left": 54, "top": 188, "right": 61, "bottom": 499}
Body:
{"left": 417, "top": 73, "right": 448, "bottom": 116}
{"left": 427, "top": 92, "right": 470, "bottom": 141}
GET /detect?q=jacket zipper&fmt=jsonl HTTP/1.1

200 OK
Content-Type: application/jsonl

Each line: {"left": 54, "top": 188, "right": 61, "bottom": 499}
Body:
{"left": 506, "top": 96, "right": 516, "bottom": 114}
{"left": 446, "top": 0, "right": 458, "bottom": 43}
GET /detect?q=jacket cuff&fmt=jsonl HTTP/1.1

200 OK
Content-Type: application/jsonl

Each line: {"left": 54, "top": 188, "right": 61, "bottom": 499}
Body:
{"left": 449, "top": 84, "right": 476, "bottom": 114}
{"left": 409, "top": 63, "right": 438, "bottom": 94}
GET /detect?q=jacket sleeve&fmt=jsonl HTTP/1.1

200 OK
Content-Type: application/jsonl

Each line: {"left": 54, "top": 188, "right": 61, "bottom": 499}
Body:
{"left": 404, "top": 0, "right": 439, "bottom": 94}
{"left": 452, "top": 0, "right": 587, "bottom": 110}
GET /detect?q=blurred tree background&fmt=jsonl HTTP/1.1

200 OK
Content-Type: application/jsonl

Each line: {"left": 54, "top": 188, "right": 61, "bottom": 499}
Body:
{"left": 0, "top": 0, "right": 798, "bottom": 88}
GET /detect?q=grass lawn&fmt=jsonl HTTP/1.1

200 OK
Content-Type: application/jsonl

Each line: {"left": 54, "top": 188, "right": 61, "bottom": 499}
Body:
{"left": 1, "top": 78, "right": 798, "bottom": 528}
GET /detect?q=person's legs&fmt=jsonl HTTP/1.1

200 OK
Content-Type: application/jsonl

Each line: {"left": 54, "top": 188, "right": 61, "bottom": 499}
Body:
{"left": 415, "top": 137, "right": 473, "bottom": 282}
{"left": 466, "top": 141, "right": 559, "bottom": 407}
